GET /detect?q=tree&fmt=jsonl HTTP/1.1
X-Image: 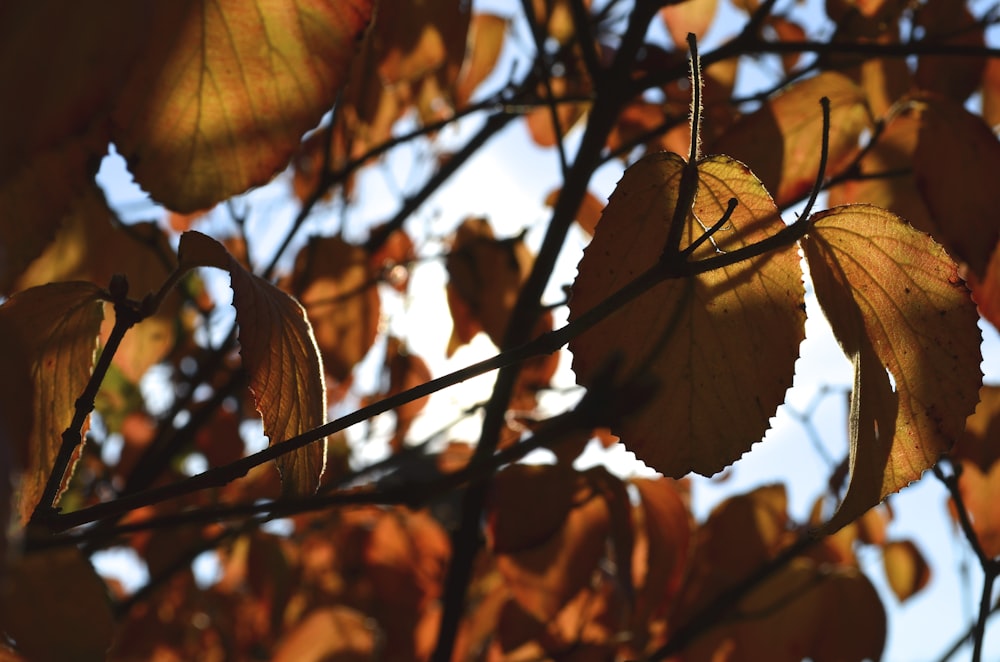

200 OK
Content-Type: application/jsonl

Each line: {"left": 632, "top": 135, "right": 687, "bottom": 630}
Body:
{"left": 1, "top": 0, "right": 999, "bottom": 659}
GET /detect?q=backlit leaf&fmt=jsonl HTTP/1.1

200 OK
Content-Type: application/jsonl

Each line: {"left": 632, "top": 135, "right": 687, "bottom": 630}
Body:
{"left": 679, "top": 559, "right": 886, "bottom": 662}
{"left": 912, "top": 94, "right": 1000, "bottom": 278}
{"left": 802, "top": 205, "right": 981, "bottom": 532}
{"left": 0, "top": 547, "right": 114, "bottom": 662}
{"left": 446, "top": 217, "right": 533, "bottom": 355}
{"left": 953, "top": 459, "right": 1000, "bottom": 558}
{"left": 178, "top": 231, "right": 326, "bottom": 496}
{"left": 913, "top": 0, "right": 985, "bottom": 102}
{"left": 660, "top": 0, "right": 718, "bottom": 49}
{"left": 882, "top": 539, "right": 930, "bottom": 601}
{"left": 111, "top": 0, "right": 374, "bottom": 212}
{"left": 710, "top": 72, "right": 872, "bottom": 206}
{"left": 0, "top": 283, "right": 104, "bottom": 524}
{"left": 285, "top": 236, "right": 380, "bottom": 385}
{"left": 570, "top": 152, "right": 804, "bottom": 477}
{"left": 454, "top": 14, "right": 508, "bottom": 108}
{"left": 951, "top": 385, "right": 1000, "bottom": 472}
{"left": 272, "top": 606, "right": 375, "bottom": 662}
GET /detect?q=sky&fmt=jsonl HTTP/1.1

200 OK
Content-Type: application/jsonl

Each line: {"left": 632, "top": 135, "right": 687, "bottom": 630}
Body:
{"left": 88, "top": 0, "right": 1000, "bottom": 659}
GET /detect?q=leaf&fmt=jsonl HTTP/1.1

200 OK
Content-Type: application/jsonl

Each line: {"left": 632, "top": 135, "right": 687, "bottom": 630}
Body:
{"left": 14, "top": 187, "right": 181, "bottom": 384}
{"left": 367, "top": 337, "right": 432, "bottom": 453}
{"left": 629, "top": 477, "right": 690, "bottom": 647}
{"left": 954, "top": 459, "right": 1000, "bottom": 558}
{"left": 660, "top": 0, "right": 718, "bottom": 49}
{"left": 913, "top": 0, "right": 985, "bottom": 102}
{"left": 488, "top": 465, "right": 611, "bottom": 621}
{"left": 912, "top": 94, "right": 1000, "bottom": 278}
{"left": 710, "top": 72, "right": 873, "bottom": 206}
{"left": 285, "top": 236, "right": 381, "bottom": 386}
{"left": 272, "top": 606, "right": 375, "bottom": 662}
{"left": 445, "top": 217, "right": 533, "bottom": 355}
{"left": 569, "top": 152, "right": 805, "bottom": 477}
{"left": 111, "top": 0, "right": 374, "bottom": 212}
{"left": 545, "top": 188, "right": 606, "bottom": 236}
{"left": 951, "top": 385, "right": 1000, "bottom": 472}
{"left": 454, "top": 13, "right": 508, "bottom": 108}
{"left": 0, "top": 547, "right": 114, "bottom": 662}
{"left": 0, "top": 283, "right": 104, "bottom": 524}
{"left": 178, "top": 231, "right": 327, "bottom": 496}
{"left": 679, "top": 559, "right": 886, "bottom": 662}
{"left": 882, "top": 539, "right": 930, "bottom": 601}
{"left": 801, "top": 205, "right": 981, "bottom": 532}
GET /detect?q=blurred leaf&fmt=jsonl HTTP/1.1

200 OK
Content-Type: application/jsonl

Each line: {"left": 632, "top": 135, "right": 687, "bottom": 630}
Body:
{"left": 914, "top": 0, "right": 985, "bottom": 102}
{"left": 179, "top": 231, "right": 327, "bottom": 496}
{"left": 951, "top": 385, "right": 1000, "bottom": 472}
{"left": 0, "top": 283, "right": 104, "bottom": 524}
{"left": 272, "top": 606, "right": 375, "bottom": 662}
{"left": 882, "top": 539, "right": 930, "bottom": 601}
{"left": 545, "top": 188, "right": 605, "bottom": 236}
{"left": 680, "top": 559, "right": 886, "bottom": 662}
{"left": 111, "top": 0, "right": 374, "bottom": 211}
{"left": 711, "top": 72, "right": 872, "bottom": 206}
{"left": 445, "top": 217, "right": 533, "bottom": 355}
{"left": 0, "top": 547, "right": 114, "bottom": 662}
{"left": 660, "top": 0, "right": 718, "bottom": 49}
{"left": 802, "top": 205, "right": 981, "bottom": 532}
{"left": 367, "top": 337, "right": 432, "bottom": 453}
{"left": 286, "top": 236, "right": 381, "bottom": 386}
{"left": 912, "top": 94, "right": 1000, "bottom": 278}
{"left": 488, "top": 465, "right": 611, "bottom": 621}
{"left": 570, "top": 152, "right": 804, "bottom": 477}
{"left": 454, "top": 13, "right": 508, "bottom": 108}
{"left": 954, "top": 459, "right": 1000, "bottom": 557}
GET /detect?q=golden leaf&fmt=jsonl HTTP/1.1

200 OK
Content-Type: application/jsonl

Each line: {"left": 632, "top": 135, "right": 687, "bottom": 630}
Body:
{"left": 179, "top": 231, "right": 327, "bottom": 496}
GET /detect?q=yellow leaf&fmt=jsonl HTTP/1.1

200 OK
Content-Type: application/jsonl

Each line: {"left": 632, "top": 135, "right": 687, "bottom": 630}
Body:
{"left": 178, "top": 231, "right": 327, "bottom": 496}
{"left": 111, "top": 0, "right": 374, "bottom": 212}
{"left": 0, "top": 547, "right": 114, "bottom": 662}
{"left": 569, "top": 152, "right": 804, "bottom": 477}
{"left": 660, "top": 0, "right": 718, "bottom": 49}
{"left": 0, "top": 283, "right": 104, "bottom": 524}
{"left": 802, "top": 205, "right": 981, "bottom": 533}
{"left": 710, "top": 72, "right": 873, "bottom": 206}
{"left": 882, "top": 539, "right": 930, "bottom": 602}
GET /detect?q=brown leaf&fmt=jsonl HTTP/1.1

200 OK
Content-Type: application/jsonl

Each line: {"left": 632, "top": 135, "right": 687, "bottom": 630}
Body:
{"left": 912, "top": 94, "right": 1000, "bottom": 278}
{"left": 0, "top": 283, "right": 104, "bottom": 524}
{"left": 951, "top": 385, "right": 1000, "bottom": 472}
{"left": 111, "top": 0, "right": 374, "bottom": 212}
{"left": 710, "top": 72, "right": 873, "bottom": 206}
{"left": 0, "top": 547, "right": 114, "bottom": 662}
{"left": 369, "top": 337, "right": 433, "bottom": 453}
{"left": 954, "top": 459, "right": 1000, "bottom": 557}
{"left": 660, "top": 0, "right": 718, "bottom": 49}
{"left": 272, "top": 606, "right": 375, "bottom": 662}
{"left": 446, "top": 217, "right": 533, "bottom": 354}
{"left": 179, "top": 231, "right": 327, "bottom": 496}
{"left": 802, "top": 205, "right": 982, "bottom": 533}
{"left": 882, "top": 539, "right": 930, "bottom": 601}
{"left": 981, "top": 57, "right": 1000, "bottom": 128}
{"left": 914, "top": 0, "right": 986, "bottom": 102}
{"left": 545, "top": 188, "right": 605, "bottom": 236}
{"left": 569, "top": 152, "right": 804, "bottom": 478}
{"left": 454, "top": 13, "right": 508, "bottom": 108}
{"left": 488, "top": 465, "right": 610, "bottom": 621}
{"left": 286, "top": 236, "right": 381, "bottom": 385}
{"left": 680, "top": 559, "right": 886, "bottom": 662}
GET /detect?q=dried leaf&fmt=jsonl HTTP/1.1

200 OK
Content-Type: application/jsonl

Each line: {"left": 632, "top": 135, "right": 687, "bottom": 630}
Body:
{"left": 710, "top": 72, "right": 872, "bottom": 206}
{"left": 914, "top": 0, "right": 985, "bottom": 102}
{"left": 954, "top": 459, "right": 1000, "bottom": 557}
{"left": 488, "top": 465, "right": 610, "bottom": 621}
{"left": 272, "top": 606, "right": 375, "bottom": 662}
{"left": 287, "top": 236, "right": 381, "bottom": 385}
{"left": 545, "top": 188, "right": 605, "bottom": 236}
{"left": 0, "top": 283, "right": 104, "bottom": 524}
{"left": 454, "top": 13, "right": 508, "bottom": 108}
{"left": 802, "top": 205, "right": 981, "bottom": 532}
{"left": 950, "top": 385, "right": 1000, "bottom": 472}
{"left": 882, "top": 539, "right": 930, "bottom": 601}
{"left": 112, "top": 0, "right": 374, "bottom": 211}
{"left": 179, "top": 231, "right": 327, "bottom": 496}
{"left": 660, "top": 0, "right": 718, "bottom": 49}
{"left": 912, "top": 94, "right": 1000, "bottom": 278}
{"left": 0, "top": 547, "right": 114, "bottom": 662}
{"left": 570, "top": 152, "right": 804, "bottom": 477}
{"left": 446, "top": 217, "right": 533, "bottom": 354}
